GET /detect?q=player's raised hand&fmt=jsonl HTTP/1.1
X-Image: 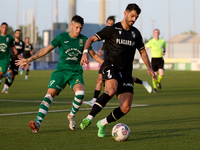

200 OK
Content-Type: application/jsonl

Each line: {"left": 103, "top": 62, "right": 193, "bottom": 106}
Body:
{"left": 147, "top": 68, "right": 157, "bottom": 80}
{"left": 80, "top": 52, "right": 89, "bottom": 66}
{"left": 15, "top": 58, "right": 28, "bottom": 67}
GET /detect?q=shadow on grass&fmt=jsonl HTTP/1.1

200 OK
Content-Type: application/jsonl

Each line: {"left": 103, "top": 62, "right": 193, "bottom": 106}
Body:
{"left": 132, "top": 117, "right": 200, "bottom": 126}
{"left": 128, "top": 126, "right": 200, "bottom": 141}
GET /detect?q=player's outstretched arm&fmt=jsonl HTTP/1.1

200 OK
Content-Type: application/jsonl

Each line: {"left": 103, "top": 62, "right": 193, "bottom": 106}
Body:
{"left": 139, "top": 48, "right": 157, "bottom": 80}
{"left": 80, "top": 35, "right": 99, "bottom": 66}
{"left": 89, "top": 50, "right": 104, "bottom": 64}
{"left": 15, "top": 44, "right": 54, "bottom": 67}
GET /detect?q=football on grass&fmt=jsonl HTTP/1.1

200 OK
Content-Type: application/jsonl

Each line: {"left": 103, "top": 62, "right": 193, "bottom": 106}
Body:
{"left": 112, "top": 123, "right": 130, "bottom": 141}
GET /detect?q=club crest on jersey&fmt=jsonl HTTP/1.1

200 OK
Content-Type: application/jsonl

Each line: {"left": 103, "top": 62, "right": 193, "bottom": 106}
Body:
{"left": 131, "top": 31, "right": 135, "bottom": 38}
{"left": 79, "top": 39, "right": 83, "bottom": 47}
{"left": 119, "top": 31, "right": 122, "bottom": 35}
{"left": 6, "top": 37, "right": 9, "bottom": 42}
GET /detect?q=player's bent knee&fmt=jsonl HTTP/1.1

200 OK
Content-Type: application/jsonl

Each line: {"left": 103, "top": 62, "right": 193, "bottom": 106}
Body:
{"left": 120, "top": 106, "right": 131, "bottom": 114}
{"left": 75, "top": 90, "right": 85, "bottom": 100}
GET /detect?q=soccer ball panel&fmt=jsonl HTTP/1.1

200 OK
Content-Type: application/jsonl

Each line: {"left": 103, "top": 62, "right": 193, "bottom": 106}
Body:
{"left": 112, "top": 123, "right": 130, "bottom": 142}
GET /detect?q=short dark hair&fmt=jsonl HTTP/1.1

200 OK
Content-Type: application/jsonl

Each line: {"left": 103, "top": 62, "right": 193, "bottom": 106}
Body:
{"left": 125, "top": 3, "right": 141, "bottom": 15}
{"left": 15, "top": 29, "right": 21, "bottom": 33}
{"left": 71, "top": 15, "right": 84, "bottom": 25}
{"left": 106, "top": 16, "right": 116, "bottom": 23}
{"left": 1, "top": 22, "right": 8, "bottom": 27}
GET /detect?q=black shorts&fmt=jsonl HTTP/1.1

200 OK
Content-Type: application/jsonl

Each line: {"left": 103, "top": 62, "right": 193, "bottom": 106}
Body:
{"left": 151, "top": 58, "right": 164, "bottom": 72}
{"left": 100, "top": 62, "right": 134, "bottom": 94}
{"left": 98, "top": 64, "right": 103, "bottom": 74}
{"left": 8, "top": 59, "right": 19, "bottom": 75}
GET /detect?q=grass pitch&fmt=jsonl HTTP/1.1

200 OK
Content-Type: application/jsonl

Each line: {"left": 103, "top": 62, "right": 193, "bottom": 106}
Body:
{"left": 0, "top": 70, "right": 199, "bottom": 150}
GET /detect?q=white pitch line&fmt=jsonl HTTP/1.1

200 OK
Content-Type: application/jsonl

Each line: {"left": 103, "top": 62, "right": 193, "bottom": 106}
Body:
{"left": 0, "top": 104, "right": 149, "bottom": 117}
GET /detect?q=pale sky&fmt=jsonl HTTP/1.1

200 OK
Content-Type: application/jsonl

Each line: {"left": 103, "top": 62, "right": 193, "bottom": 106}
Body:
{"left": 0, "top": 0, "right": 199, "bottom": 41}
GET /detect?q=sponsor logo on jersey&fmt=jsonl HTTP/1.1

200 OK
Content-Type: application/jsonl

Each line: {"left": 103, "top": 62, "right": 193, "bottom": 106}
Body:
{"left": 123, "top": 83, "right": 133, "bottom": 87}
{"left": 15, "top": 45, "right": 23, "bottom": 49}
{"left": 64, "top": 41, "right": 69, "bottom": 43}
{"left": 65, "top": 48, "right": 81, "bottom": 61}
{"left": 116, "top": 38, "right": 133, "bottom": 46}
{"left": 0, "top": 43, "right": 7, "bottom": 52}
{"left": 79, "top": 39, "right": 83, "bottom": 47}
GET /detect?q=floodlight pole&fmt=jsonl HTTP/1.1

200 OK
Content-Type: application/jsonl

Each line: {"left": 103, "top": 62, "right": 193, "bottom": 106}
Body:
{"left": 168, "top": 0, "right": 171, "bottom": 58}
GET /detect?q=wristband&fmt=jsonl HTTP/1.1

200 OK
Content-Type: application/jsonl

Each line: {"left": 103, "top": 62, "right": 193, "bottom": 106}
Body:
{"left": 83, "top": 49, "right": 88, "bottom": 53}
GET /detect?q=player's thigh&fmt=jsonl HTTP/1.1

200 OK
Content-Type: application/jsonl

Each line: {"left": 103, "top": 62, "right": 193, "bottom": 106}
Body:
{"left": 73, "top": 83, "right": 85, "bottom": 93}
{"left": 48, "top": 71, "right": 68, "bottom": 93}
{"left": 0, "top": 59, "right": 10, "bottom": 74}
{"left": 104, "top": 79, "right": 118, "bottom": 96}
{"left": 69, "top": 73, "right": 85, "bottom": 91}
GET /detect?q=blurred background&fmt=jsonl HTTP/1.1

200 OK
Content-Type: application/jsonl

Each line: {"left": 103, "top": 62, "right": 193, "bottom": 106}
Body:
{"left": 0, "top": 0, "right": 199, "bottom": 70}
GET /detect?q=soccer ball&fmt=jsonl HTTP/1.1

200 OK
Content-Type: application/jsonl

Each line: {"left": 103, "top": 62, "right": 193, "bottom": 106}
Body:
{"left": 112, "top": 123, "right": 130, "bottom": 142}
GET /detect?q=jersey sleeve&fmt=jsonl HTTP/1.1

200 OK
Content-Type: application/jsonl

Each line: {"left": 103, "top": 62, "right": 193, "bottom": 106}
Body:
{"left": 95, "top": 26, "right": 113, "bottom": 41}
{"left": 51, "top": 34, "right": 61, "bottom": 48}
{"left": 163, "top": 40, "right": 166, "bottom": 48}
{"left": 145, "top": 39, "right": 152, "bottom": 48}
{"left": 30, "top": 44, "right": 33, "bottom": 50}
{"left": 10, "top": 36, "right": 14, "bottom": 45}
{"left": 22, "top": 42, "right": 25, "bottom": 54}
{"left": 135, "top": 31, "right": 145, "bottom": 51}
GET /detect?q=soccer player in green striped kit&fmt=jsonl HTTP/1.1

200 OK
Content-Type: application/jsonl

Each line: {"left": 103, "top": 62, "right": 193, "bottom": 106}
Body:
{"left": 145, "top": 29, "right": 166, "bottom": 93}
{"left": 0, "top": 22, "right": 16, "bottom": 86}
{"left": 15, "top": 15, "right": 103, "bottom": 133}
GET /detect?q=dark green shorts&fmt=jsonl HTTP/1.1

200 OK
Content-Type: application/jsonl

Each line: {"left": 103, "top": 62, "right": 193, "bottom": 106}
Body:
{"left": 48, "top": 70, "right": 84, "bottom": 93}
{"left": 0, "top": 59, "right": 10, "bottom": 73}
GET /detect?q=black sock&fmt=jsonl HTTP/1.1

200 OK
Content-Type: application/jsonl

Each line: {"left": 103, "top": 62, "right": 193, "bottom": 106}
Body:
{"left": 93, "top": 90, "right": 100, "bottom": 98}
{"left": 89, "top": 93, "right": 111, "bottom": 117}
{"left": 26, "top": 69, "right": 29, "bottom": 75}
{"left": 107, "top": 107, "right": 126, "bottom": 123}
{"left": 135, "top": 78, "right": 143, "bottom": 84}
{"left": 5, "top": 77, "right": 14, "bottom": 87}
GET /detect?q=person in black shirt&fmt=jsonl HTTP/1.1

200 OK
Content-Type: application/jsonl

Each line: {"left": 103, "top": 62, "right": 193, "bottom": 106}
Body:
{"left": 20, "top": 37, "right": 34, "bottom": 80}
{"left": 2, "top": 29, "right": 24, "bottom": 94}
{"left": 80, "top": 3, "right": 156, "bottom": 137}
{"left": 82, "top": 15, "right": 152, "bottom": 107}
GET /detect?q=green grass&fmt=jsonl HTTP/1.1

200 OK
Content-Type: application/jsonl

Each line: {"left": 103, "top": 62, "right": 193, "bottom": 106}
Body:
{"left": 0, "top": 70, "right": 200, "bottom": 150}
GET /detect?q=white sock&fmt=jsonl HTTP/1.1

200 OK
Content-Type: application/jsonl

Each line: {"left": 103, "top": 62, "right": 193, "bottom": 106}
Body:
{"left": 100, "top": 118, "right": 108, "bottom": 126}
{"left": 92, "top": 98, "right": 97, "bottom": 103}
{"left": 87, "top": 115, "right": 93, "bottom": 121}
